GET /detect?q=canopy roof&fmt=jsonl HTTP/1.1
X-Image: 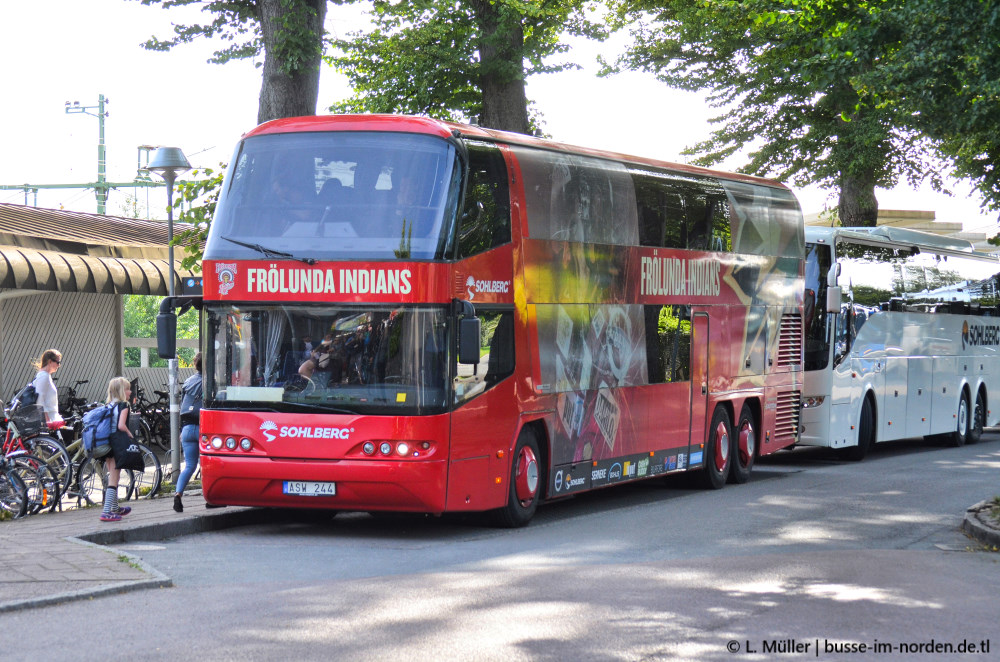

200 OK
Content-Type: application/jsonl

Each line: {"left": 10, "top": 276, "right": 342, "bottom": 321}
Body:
{"left": 0, "top": 203, "right": 198, "bottom": 295}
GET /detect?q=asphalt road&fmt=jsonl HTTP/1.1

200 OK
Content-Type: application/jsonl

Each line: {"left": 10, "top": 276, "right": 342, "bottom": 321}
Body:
{"left": 6, "top": 433, "right": 1000, "bottom": 662}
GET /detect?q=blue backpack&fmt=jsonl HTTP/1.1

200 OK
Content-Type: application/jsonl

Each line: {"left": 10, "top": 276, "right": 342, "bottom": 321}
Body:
{"left": 82, "top": 404, "right": 117, "bottom": 454}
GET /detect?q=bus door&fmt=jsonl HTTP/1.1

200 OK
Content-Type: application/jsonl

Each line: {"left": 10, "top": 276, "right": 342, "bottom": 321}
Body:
{"left": 689, "top": 312, "right": 710, "bottom": 459}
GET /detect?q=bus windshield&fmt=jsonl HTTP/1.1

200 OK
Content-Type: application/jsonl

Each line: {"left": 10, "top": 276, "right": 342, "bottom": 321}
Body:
{"left": 204, "top": 132, "right": 463, "bottom": 261}
{"left": 205, "top": 304, "right": 451, "bottom": 415}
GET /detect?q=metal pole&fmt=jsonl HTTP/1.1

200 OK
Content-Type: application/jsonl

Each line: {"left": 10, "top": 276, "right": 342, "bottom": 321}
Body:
{"left": 97, "top": 94, "right": 107, "bottom": 214}
{"left": 165, "top": 171, "right": 181, "bottom": 483}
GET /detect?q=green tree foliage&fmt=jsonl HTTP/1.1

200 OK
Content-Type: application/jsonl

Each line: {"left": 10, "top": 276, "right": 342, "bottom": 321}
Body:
{"left": 849, "top": 0, "right": 1000, "bottom": 230}
{"left": 135, "top": 0, "right": 330, "bottom": 123}
{"left": 327, "top": 0, "right": 609, "bottom": 134}
{"left": 608, "top": 0, "right": 948, "bottom": 227}
{"left": 174, "top": 166, "right": 225, "bottom": 271}
{"left": 123, "top": 295, "right": 200, "bottom": 367}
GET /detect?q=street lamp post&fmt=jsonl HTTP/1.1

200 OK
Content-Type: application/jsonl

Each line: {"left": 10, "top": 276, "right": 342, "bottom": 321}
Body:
{"left": 148, "top": 147, "right": 191, "bottom": 484}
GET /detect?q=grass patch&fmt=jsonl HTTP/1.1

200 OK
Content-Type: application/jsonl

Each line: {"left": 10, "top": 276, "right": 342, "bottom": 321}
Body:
{"left": 117, "top": 554, "right": 144, "bottom": 571}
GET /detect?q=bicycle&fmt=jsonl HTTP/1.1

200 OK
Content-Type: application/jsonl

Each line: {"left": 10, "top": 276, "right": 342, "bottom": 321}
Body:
{"left": 3, "top": 449, "right": 60, "bottom": 515}
{"left": 130, "top": 382, "right": 170, "bottom": 452}
{"left": 1, "top": 404, "right": 73, "bottom": 499}
{"left": 0, "top": 457, "right": 28, "bottom": 518}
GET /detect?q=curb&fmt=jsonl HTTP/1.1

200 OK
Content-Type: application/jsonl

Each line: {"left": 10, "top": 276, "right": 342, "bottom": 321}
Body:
{"left": 0, "top": 507, "right": 279, "bottom": 613}
{"left": 75, "top": 506, "right": 279, "bottom": 546}
{"left": 962, "top": 500, "right": 1000, "bottom": 549}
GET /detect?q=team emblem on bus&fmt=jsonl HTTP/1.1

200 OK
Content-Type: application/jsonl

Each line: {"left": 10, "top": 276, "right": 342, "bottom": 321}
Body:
{"left": 216, "top": 262, "right": 237, "bottom": 296}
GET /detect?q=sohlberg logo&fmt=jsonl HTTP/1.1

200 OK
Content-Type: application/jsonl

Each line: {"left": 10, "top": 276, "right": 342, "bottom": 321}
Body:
{"left": 465, "top": 274, "right": 510, "bottom": 301}
{"left": 962, "top": 320, "right": 1000, "bottom": 350}
{"left": 259, "top": 420, "right": 353, "bottom": 442}
{"left": 260, "top": 421, "right": 278, "bottom": 442}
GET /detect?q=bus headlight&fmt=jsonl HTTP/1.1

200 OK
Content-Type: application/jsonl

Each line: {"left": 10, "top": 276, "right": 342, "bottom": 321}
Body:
{"left": 396, "top": 442, "right": 410, "bottom": 456}
{"left": 363, "top": 442, "right": 376, "bottom": 455}
{"left": 379, "top": 442, "right": 392, "bottom": 455}
{"left": 211, "top": 436, "right": 223, "bottom": 449}
{"left": 240, "top": 438, "right": 252, "bottom": 451}
{"left": 225, "top": 437, "right": 237, "bottom": 450}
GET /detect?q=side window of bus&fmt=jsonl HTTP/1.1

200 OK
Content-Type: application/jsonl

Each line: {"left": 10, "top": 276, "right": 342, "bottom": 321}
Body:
{"left": 454, "top": 310, "right": 515, "bottom": 404}
{"left": 686, "top": 193, "right": 732, "bottom": 252}
{"left": 644, "top": 305, "right": 691, "bottom": 383}
{"left": 634, "top": 171, "right": 686, "bottom": 249}
{"left": 458, "top": 144, "right": 511, "bottom": 258}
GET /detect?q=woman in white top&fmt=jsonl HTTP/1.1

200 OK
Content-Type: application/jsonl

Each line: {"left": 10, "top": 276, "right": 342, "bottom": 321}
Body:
{"left": 30, "top": 349, "right": 63, "bottom": 424}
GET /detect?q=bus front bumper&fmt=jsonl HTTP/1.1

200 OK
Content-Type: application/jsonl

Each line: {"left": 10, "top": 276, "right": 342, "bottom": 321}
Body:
{"left": 200, "top": 453, "right": 449, "bottom": 513}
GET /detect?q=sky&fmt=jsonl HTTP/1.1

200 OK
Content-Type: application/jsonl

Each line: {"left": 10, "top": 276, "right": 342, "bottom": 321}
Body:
{"left": 1, "top": 0, "right": 997, "bottom": 239}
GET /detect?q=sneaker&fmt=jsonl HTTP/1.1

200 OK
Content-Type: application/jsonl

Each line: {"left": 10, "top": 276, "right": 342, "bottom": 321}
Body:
{"left": 116, "top": 506, "right": 131, "bottom": 517}
{"left": 100, "top": 512, "right": 122, "bottom": 522}
{"left": 173, "top": 495, "right": 183, "bottom": 513}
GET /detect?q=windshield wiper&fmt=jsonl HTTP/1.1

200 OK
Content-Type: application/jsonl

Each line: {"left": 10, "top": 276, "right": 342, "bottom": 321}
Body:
{"left": 221, "top": 235, "right": 315, "bottom": 265}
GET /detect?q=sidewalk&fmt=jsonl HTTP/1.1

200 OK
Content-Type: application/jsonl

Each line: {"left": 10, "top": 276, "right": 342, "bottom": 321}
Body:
{"left": 0, "top": 490, "right": 268, "bottom": 613}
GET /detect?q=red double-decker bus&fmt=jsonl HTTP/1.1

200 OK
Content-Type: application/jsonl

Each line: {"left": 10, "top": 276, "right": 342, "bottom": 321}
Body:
{"left": 198, "top": 114, "right": 804, "bottom": 526}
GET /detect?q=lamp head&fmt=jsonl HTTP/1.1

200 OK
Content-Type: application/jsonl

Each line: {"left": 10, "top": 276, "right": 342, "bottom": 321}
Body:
{"left": 148, "top": 147, "right": 191, "bottom": 181}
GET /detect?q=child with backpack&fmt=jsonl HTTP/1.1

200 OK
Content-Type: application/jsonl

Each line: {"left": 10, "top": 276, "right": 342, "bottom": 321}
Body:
{"left": 98, "top": 377, "right": 135, "bottom": 522}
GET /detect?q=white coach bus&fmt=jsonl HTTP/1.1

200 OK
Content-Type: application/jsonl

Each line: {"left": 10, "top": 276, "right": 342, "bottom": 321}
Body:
{"left": 801, "top": 225, "right": 1000, "bottom": 460}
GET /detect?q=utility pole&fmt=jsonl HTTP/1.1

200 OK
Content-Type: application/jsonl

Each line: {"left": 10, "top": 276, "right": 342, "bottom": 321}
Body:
{"left": 0, "top": 97, "right": 168, "bottom": 215}
{"left": 65, "top": 94, "right": 109, "bottom": 214}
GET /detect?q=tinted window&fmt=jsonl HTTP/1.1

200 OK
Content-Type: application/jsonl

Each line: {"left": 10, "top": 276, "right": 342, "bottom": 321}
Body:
{"left": 458, "top": 142, "right": 511, "bottom": 258}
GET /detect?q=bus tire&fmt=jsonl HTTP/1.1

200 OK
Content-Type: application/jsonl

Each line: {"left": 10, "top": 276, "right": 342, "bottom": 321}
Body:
{"left": 492, "top": 429, "right": 541, "bottom": 528}
{"left": 728, "top": 404, "right": 755, "bottom": 484}
{"left": 842, "top": 396, "right": 874, "bottom": 462}
{"left": 701, "top": 406, "right": 732, "bottom": 489}
{"left": 948, "top": 392, "right": 970, "bottom": 447}
{"left": 968, "top": 391, "right": 985, "bottom": 445}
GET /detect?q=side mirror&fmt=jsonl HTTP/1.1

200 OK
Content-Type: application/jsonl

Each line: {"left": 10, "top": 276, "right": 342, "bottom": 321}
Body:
{"left": 453, "top": 298, "right": 481, "bottom": 365}
{"left": 826, "top": 286, "right": 843, "bottom": 314}
{"left": 156, "top": 312, "right": 177, "bottom": 359}
{"left": 826, "top": 262, "right": 841, "bottom": 287}
{"left": 458, "top": 316, "right": 481, "bottom": 365}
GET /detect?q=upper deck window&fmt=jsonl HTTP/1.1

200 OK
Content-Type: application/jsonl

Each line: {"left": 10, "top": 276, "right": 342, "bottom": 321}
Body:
{"left": 205, "top": 132, "right": 462, "bottom": 261}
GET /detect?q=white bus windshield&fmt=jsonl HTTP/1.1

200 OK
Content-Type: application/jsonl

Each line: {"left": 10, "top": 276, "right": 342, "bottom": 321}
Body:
{"left": 205, "top": 132, "right": 463, "bottom": 261}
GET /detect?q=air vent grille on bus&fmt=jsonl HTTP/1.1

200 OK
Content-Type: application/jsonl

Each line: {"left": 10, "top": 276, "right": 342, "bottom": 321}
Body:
{"left": 776, "top": 313, "right": 803, "bottom": 367}
{"left": 774, "top": 390, "right": 801, "bottom": 446}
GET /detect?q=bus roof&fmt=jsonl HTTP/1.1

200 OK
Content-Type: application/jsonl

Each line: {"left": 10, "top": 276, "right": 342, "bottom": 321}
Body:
{"left": 244, "top": 114, "right": 792, "bottom": 191}
{"left": 806, "top": 225, "right": 1000, "bottom": 262}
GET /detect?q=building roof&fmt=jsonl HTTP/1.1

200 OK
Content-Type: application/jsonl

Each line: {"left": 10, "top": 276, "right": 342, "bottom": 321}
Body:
{"left": 0, "top": 202, "right": 199, "bottom": 295}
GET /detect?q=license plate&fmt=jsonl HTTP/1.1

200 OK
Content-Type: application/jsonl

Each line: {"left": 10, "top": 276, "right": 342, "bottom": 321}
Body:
{"left": 283, "top": 481, "right": 336, "bottom": 496}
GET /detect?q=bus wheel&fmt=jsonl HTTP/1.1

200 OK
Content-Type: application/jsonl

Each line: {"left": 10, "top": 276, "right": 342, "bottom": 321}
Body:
{"left": 968, "top": 391, "right": 985, "bottom": 445}
{"left": 842, "top": 397, "right": 874, "bottom": 462}
{"left": 728, "top": 404, "right": 755, "bottom": 484}
{"left": 701, "top": 407, "right": 732, "bottom": 489}
{"left": 948, "top": 393, "right": 970, "bottom": 447}
{"left": 493, "top": 429, "right": 541, "bottom": 528}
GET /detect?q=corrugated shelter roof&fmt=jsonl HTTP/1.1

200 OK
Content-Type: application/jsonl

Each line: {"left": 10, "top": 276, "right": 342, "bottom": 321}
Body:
{"left": 0, "top": 202, "right": 199, "bottom": 295}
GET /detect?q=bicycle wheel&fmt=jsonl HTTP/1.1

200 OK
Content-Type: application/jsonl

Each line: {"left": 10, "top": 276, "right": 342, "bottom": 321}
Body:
{"left": 0, "top": 469, "right": 27, "bottom": 519}
{"left": 25, "top": 434, "right": 73, "bottom": 496}
{"left": 8, "top": 453, "right": 60, "bottom": 515}
{"left": 75, "top": 456, "right": 106, "bottom": 506}
{"left": 131, "top": 442, "right": 162, "bottom": 499}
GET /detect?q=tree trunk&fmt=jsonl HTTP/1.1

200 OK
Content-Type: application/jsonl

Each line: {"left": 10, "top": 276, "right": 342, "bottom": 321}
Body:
{"left": 471, "top": 0, "right": 531, "bottom": 134}
{"left": 838, "top": 171, "right": 879, "bottom": 227}
{"left": 257, "top": 0, "right": 327, "bottom": 124}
